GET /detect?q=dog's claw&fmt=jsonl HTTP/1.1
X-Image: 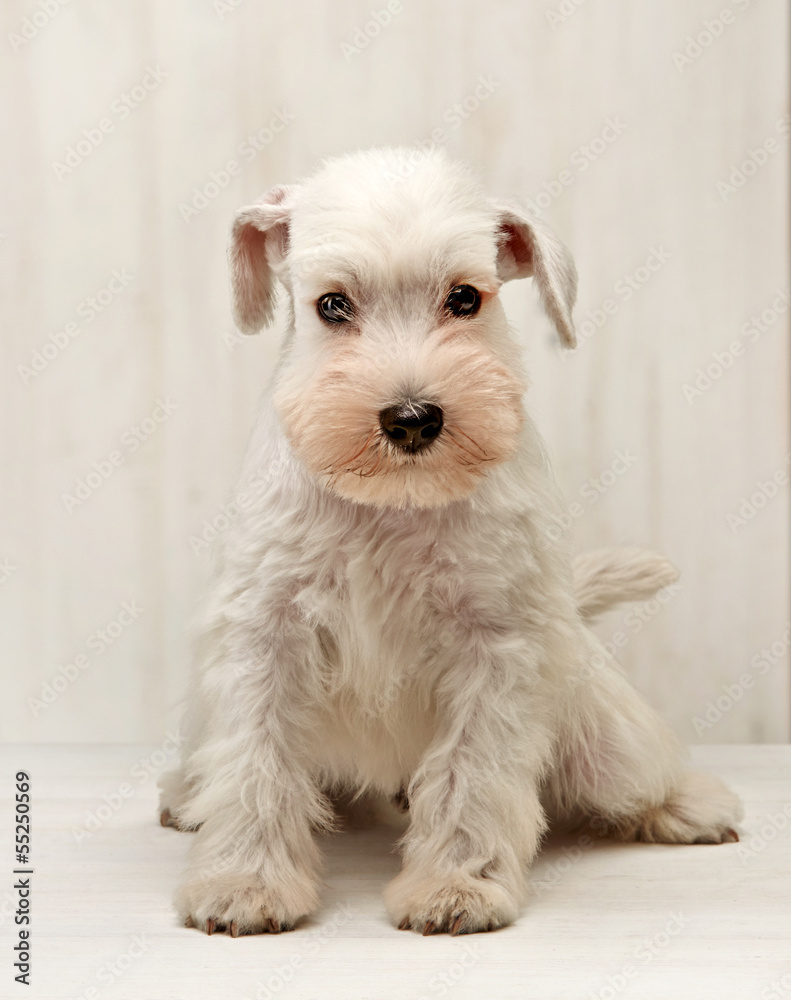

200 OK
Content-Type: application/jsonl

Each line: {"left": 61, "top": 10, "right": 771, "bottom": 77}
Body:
{"left": 160, "top": 808, "right": 176, "bottom": 828}
{"left": 184, "top": 915, "right": 194, "bottom": 928}
{"left": 195, "top": 914, "right": 287, "bottom": 935}
{"left": 723, "top": 828, "right": 740, "bottom": 843}
{"left": 398, "top": 917, "right": 410, "bottom": 931}
{"left": 450, "top": 912, "right": 467, "bottom": 936}
{"left": 422, "top": 920, "right": 437, "bottom": 936}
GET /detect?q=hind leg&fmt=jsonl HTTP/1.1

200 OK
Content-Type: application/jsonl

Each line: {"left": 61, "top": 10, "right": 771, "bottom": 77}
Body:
{"left": 157, "top": 680, "right": 210, "bottom": 832}
{"left": 601, "top": 771, "right": 741, "bottom": 844}
{"left": 158, "top": 767, "right": 201, "bottom": 831}
{"left": 545, "top": 628, "right": 743, "bottom": 844}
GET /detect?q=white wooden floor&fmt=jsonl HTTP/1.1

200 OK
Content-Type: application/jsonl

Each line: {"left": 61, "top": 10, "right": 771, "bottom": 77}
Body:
{"left": 2, "top": 745, "right": 789, "bottom": 1000}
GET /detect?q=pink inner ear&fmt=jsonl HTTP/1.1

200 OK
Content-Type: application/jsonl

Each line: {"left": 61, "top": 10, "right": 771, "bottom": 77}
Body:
{"left": 235, "top": 224, "right": 270, "bottom": 326}
{"left": 497, "top": 221, "right": 534, "bottom": 280}
{"left": 229, "top": 190, "right": 295, "bottom": 334}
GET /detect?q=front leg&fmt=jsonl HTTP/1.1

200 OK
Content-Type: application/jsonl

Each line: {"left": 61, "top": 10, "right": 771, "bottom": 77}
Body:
{"left": 175, "top": 586, "right": 332, "bottom": 935}
{"left": 385, "top": 621, "right": 554, "bottom": 935}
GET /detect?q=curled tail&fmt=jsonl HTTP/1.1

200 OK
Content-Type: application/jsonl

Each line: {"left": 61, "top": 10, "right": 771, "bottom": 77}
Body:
{"left": 573, "top": 547, "right": 679, "bottom": 621}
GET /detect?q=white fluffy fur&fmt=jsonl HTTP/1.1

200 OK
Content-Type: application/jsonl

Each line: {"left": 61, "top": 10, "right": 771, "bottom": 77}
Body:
{"left": 573, "top": 547, "right": 681, "bottom": 621}
{"left": 160, "top": 148, "right": 742, "bottom": 938}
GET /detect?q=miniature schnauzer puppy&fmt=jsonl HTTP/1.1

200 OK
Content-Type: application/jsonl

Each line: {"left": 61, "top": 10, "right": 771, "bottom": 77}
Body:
{"left": 160, "top": 147, "right": 742, "bottom": 937}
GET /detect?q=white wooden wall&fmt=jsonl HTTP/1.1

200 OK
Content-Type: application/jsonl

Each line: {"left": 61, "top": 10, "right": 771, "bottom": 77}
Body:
{"left": 1, "top": 0, "right": 787, "bottom": 744}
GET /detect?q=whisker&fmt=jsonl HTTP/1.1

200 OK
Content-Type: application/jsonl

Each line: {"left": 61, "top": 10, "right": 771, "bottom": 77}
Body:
{"left": 327, "top": 425, "right": 494, "bottom": 481}
{"left": 334, "top": 427, "right": 378, "bottom": 469}
{"left": 360, "top": 450, "right": 386, "bottom": 478}
{"left": 450, "top": 425, "right": 488, "bottom": 458}
{"left": 322, "top": 428, "right": 381, "bottom": 475}
{"left": 444, "top": 427, "right": 485, "bottom": 462}
{"left": 341, "top": 441, "right": 388, "bottom": 479}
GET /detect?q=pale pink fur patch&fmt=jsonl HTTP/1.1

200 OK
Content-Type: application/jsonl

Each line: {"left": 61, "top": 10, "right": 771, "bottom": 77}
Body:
{"left": 274, "top": 329, "right": 525, "bottom": 508}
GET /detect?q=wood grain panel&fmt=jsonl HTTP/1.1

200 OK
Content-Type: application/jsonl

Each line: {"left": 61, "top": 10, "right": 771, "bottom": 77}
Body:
{"left": 0, "top": 0, "right": 787, "bottom": 742}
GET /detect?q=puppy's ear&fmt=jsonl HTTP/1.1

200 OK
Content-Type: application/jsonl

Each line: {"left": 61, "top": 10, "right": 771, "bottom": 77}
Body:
{"left": 493, "top": 203, "right": 577, "bottom": 349}
{"left": 229, "top": 185, "right": 297, "bottom": 334}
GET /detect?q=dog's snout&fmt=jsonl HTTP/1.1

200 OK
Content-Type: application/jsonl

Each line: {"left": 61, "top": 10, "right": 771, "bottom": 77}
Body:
{"left": 379, "top": 401, "right": 443, "bottom": 452}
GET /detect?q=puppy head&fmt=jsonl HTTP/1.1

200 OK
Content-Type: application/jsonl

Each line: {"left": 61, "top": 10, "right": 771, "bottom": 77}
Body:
{"left": 229, "top": 148, "right": 577, "bottom": 509}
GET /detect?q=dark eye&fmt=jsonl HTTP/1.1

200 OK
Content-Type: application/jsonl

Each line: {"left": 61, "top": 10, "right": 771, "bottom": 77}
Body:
{"left": 317, "top": 293, "right": 354, "bottom": 324}
{"left": 444, "top": 284, "right": 481, "bottom": 318}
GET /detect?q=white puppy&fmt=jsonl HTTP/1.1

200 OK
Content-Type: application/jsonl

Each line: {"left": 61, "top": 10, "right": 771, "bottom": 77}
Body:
{"left": 160, "top": 147, "right": 742, "bottom": 937}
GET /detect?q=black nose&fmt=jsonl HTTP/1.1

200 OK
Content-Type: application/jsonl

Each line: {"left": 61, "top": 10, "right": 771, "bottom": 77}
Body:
{"left": 379, "top": 401, "right": 443, "bottom": 452}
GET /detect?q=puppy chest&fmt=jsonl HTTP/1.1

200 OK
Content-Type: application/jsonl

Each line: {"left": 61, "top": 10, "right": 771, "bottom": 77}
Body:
{"left": 293, "top": 532, "right": 448, "bottom": 705}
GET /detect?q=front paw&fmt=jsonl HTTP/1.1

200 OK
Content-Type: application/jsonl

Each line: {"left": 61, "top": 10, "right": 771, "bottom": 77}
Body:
{"left": 384, "top": 867, "right": 520, "bottom": 935}
{"left": 176, "top": 872, "right": 320, "bottom": 936}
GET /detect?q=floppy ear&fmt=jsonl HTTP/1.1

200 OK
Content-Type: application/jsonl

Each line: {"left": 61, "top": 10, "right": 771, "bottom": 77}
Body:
{"left": 493, "top": 203, "right": 577, "bottom": 349}
{"left": 228, "top": 185, "right": 297, "bottom": 334}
